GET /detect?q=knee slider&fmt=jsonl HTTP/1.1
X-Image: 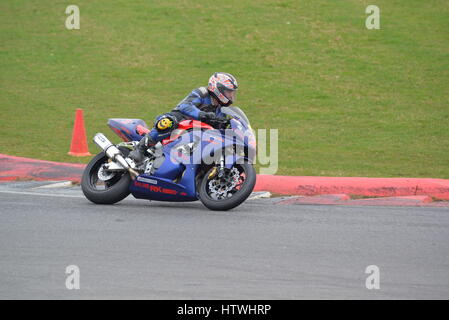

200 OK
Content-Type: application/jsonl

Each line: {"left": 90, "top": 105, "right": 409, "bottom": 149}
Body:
{"left": 155, "top": 114, "right": 177, "bottom": 132}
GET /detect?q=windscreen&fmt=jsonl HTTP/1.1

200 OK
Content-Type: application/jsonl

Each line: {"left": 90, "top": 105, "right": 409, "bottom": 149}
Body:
{"left": 220, "top": 106, "right": 251, "bottom": 126}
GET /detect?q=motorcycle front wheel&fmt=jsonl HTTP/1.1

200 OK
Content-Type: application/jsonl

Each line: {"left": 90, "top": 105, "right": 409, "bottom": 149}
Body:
{"left": 198, "top": 163, "right": 256, "bottom": 211}
{"left": 81, "top": 147, "right": 132, "bottom": 205}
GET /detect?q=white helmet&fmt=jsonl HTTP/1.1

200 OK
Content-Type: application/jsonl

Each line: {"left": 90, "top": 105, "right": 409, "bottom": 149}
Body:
{"left": 207, "top": 72, "right": 238, "bottom": 106}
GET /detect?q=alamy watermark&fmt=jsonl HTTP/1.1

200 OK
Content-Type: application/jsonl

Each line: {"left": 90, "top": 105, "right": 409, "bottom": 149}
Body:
{"left": 365, "top": 265, "right": 380, "bottom": 290}
{"left": 365, "top": 5, "right": 380, "bottom": 30}
{"left": 65, "top": 5, "right": 80, "bottom": 30}
{"left": 165, "top": 127, "right": 278, "bottom": 175}
{"left": 65, "top": 265, "right": 80, "bottom": 290}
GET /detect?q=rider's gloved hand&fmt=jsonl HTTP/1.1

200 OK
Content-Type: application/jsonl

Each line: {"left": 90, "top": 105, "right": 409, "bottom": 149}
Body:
{"left": 199, "top": 112, "right": 230, "bottom": 129}
{"left": 199, "top": 111, "right": 217, "bottom": 122}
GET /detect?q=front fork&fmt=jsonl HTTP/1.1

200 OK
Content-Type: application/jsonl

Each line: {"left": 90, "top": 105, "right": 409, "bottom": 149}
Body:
{"left": 208, "top": 155, "right": 226, "bottom": 180}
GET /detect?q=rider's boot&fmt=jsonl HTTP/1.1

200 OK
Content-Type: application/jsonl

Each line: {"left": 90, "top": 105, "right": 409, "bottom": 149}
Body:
{"left": 128, "top": 134, "right": 157, "bottom": 164}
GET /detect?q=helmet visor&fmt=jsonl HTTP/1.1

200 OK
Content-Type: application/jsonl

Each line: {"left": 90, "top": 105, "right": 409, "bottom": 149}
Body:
{"left": 223, "top": 89, "right": 236, "bottom": 102}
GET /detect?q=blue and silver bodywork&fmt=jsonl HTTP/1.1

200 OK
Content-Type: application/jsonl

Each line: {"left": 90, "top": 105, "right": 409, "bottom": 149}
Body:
{"left": 107, "top": 107, "right": 256, "bottom": 202}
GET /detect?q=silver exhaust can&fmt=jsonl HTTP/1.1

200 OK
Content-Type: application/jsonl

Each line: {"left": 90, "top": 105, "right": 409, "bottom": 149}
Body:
{"left": 93, "top": 133, "right": 138, "bottom": 178}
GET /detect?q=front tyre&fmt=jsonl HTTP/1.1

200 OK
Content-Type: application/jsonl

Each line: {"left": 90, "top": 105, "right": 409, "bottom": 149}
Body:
{"left": 199, "top": 163, "right": 256, "bottom": 211}
{"left": 81, "top": 147, "right": 132, "bottom": 204}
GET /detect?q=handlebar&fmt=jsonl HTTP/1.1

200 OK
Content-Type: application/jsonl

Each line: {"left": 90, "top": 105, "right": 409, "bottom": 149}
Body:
{"left": 206, "top": 117, "right": 230, "bottom": 129}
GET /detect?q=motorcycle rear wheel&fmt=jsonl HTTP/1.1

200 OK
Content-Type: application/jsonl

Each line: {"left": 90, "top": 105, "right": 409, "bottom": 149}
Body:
{"left": 81, "top": 147, "right": 132, "bottom": 205}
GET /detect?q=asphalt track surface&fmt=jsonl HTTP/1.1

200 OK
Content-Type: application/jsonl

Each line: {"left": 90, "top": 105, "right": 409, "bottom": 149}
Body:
{"left": 0, "top": 181, "right": 448, "bottom": 299}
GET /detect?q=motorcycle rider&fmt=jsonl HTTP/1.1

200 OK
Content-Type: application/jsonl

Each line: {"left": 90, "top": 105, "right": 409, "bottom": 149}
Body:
{"left": 129, "top": 72, "right": 238, "bottom": 163}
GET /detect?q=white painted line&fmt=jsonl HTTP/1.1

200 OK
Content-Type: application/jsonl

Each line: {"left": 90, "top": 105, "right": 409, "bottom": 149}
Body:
{"left": 248, "top": 191, "right": 272, "bottom": 200}
{"left": 0, "top": 190, "right": 83, "bottom": 198}
{"left": 33, "top": 181, "right": 73, "bottom": 189}
{"left": 1, "top": 189, "right": 271, "bottom": 201}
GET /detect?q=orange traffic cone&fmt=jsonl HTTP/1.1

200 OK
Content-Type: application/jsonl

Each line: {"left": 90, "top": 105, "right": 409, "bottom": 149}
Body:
{"left": 68, "top": 108, "right": 91, "bottom": 157}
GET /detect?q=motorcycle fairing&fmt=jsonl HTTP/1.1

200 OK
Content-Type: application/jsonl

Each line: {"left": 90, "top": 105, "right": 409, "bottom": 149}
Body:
{"left": 107, "top": 118, "right": 149, "bottom": 142}
{"left": 129, "top": 166, "right": 199, "bottom": 202}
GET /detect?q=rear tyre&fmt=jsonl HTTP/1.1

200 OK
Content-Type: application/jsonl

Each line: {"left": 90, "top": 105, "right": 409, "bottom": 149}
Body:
{"left": 81, "top": 147, "right": 132, "bottom": 204}
{"left": 198, "top": 163, "right": 256, "bottom": 211}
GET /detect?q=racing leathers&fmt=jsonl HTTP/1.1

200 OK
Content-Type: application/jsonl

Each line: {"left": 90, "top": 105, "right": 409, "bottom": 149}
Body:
{"left": 129, "top": 87, "right": 228, "bottom": 163}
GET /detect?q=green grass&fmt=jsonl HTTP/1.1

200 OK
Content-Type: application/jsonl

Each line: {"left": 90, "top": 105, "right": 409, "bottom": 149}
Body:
{"left": 1, "top": 0, "right": 448, "bottom": 178}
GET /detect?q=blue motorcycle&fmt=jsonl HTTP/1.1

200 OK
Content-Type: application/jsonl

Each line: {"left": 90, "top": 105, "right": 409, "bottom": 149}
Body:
{"left": 81, "top": 107, "right": 257, "bottom": 211}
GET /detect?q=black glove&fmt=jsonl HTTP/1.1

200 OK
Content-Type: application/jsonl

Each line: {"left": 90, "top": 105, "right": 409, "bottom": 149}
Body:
{"left": 199, "top": 111, "right": 217, "bottom": 122}
{"left": 199, "top": 112, "right": 229, "bottom": 128}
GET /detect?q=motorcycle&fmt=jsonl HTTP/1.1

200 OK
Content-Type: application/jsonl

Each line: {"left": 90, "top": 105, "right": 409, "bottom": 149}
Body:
{"left": 81, "top": 107, "right": 257, "bottom": 211}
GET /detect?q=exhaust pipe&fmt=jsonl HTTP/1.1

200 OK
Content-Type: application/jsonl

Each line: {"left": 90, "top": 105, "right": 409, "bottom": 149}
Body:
{"left": 93, "top": 133, "right": 138, "bottom": 178}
